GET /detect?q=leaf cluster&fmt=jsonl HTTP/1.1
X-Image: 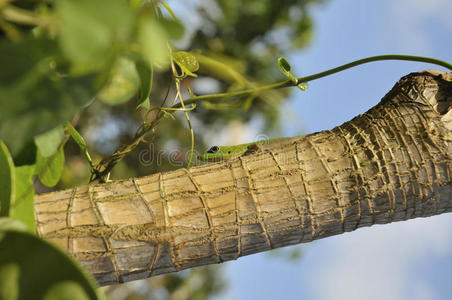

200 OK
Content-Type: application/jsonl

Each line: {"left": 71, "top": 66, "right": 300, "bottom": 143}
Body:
{"left": 0, "top": 0, "right": 324, "bottom": 298}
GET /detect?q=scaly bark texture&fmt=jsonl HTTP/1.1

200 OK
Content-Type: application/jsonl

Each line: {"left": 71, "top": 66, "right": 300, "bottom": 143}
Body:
{"left": 35, "top": 70, "right": 452, "bottom": 286}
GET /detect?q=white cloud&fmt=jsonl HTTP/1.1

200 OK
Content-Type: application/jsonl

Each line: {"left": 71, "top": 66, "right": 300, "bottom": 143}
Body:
{"left": 307, "top": 214, "right": 452, "bottom": 300}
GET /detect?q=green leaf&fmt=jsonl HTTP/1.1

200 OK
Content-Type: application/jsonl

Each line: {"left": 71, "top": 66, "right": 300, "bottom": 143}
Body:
{"left": 0, "top": 38, "right": 97, "bottom": 155}
{"left": 277, "top": 57, "right": 297, "bottom": 84}
{"left": 0, "top": 141, "right": 15, "bottom": 217}
{"left": 66, "top": 123, "right": 86, "bottom": 150}
{"left": 44, "top": 281, "right": 92, "bottom": 300}
{"left": 297, "top": 82, "right": 308, "bottom": 91}
{"left": 135, "top": 59, "right": 154, "bottom": 109}
{"left": 0, "top": 262, "right": 19, "bottom": 300}
{"left": 278, "top": 57, "right": 291, "bottom": 73}
{"left": 0, "top": 38, "right": 58, "bottom": 87}
{"left": 172, "top": 51, "right": 199, "bottom": 77}
{"left": 138, "top": 17, "right": 170, "bottom": 68}
{"left": 0, "top": 226, "right": 99, "bottom": 300}
{"left": 159, "top": 18, "right": 185, "bottom": 40}
{"left": 34, "top": 125, "right": 65, "bottom": 158}
{"left": 56, "top": 0, "right": 134, "bottom": 71}
{"left": 66, "top": 122, "right": 92, "bottom": 165}
{"left": 10, "top": 165, "right": 35, "bottom": 232}
{"left": 98, "top": 57, "right": 139, "bottom": 105}
{"left": 35, "top": 146, "right": 65, "bottom": 187}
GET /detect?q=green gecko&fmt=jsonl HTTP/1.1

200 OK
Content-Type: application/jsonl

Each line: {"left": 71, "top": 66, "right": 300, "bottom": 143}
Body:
{"left": 198, "top": 136, "right": 305, "bottom": 162}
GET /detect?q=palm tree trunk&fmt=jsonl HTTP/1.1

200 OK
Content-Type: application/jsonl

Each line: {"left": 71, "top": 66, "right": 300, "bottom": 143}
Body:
{"left": 35, "top": 70, "right": 452, "bottom": 286}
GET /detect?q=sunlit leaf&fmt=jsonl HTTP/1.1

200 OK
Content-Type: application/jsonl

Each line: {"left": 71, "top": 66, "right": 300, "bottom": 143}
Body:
{"left": 35, "top": 146, "right": 65, "bottom": 187}
{"left": 56, "top": 0, "right": 134, "bottom": 71}
{"left": 297, "top": 82, "right": 308, "bottom": 91}
{"left": 0, "top": 224, "right": 99, "bottom": 300}
{"left": 98, "top": 57, "right": 139, "bottom": 105}
{"left": 160, "top": 18, "right": 184, "bottom": 39}
{"left": 10, "top": 165, "right": 35, "bottom": 232}
{"left": 0, "top": 141, "right": 15, "bottom": 217}
{"left": 135, "top": 59, "right": 153, "bottom": 109}
{"left": 138, "top": 17, "right": 169, "bottom": 68}
{"left": 34, "top": 125, "right": 65, "bottom": 158}
{"left": 66, "top": 123, "right": 86, "bottom": 151}
{"left": 172, "top": 51, "right": 199, "bottom": 77}
{"left": 66, "top": 122, "right": 92, "bottom": 165}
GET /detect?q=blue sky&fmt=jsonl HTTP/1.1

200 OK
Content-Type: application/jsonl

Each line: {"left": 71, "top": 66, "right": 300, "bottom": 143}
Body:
{"left": 209, "top": 1, "right": 452, "bottom": 300}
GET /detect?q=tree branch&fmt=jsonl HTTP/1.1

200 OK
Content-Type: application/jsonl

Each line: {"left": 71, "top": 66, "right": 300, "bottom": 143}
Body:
{"left": 34, "top": 70, "right": 452, "bottom": 286}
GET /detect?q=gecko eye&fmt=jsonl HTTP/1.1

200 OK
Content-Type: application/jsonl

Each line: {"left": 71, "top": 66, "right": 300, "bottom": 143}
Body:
{"left": 207, "top": 146, "right": 219, "bottom": 153}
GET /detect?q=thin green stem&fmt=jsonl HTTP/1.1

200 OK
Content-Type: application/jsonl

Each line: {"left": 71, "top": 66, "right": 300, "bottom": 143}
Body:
{"left": 173, "top": 54, "right": 452, "bottom": 108}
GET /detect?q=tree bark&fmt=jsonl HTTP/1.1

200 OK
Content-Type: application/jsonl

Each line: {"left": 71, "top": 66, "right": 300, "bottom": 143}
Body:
{"left": 34, "top": 70, "right": 452, "bottom": 286}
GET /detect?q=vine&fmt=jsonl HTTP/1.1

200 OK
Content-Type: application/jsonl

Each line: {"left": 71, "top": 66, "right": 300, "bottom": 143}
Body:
{"left": 90, "top": 54, "right": 452, "bottom": 182}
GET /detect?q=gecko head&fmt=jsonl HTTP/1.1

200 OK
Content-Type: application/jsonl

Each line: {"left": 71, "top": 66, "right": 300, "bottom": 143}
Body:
{"left": 198, "top": 146, "right": 221, "bottom": 162}
{"left": 207, "top": 146, "right": 219, "bottom": 153}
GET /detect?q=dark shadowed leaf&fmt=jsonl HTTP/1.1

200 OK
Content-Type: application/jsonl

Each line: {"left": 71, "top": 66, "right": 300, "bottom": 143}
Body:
{"left": 0, "top": 38, "right": 97, "bottom": 154}
{"left": 0, "top": 222, "right": 99, "bottom": 300}
{"left": 12, "top": 141, "right": 37, "bottom": 167}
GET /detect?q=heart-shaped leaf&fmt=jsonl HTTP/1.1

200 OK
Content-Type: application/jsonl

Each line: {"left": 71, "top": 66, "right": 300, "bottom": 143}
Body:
{"left": 172, "top": 51, "right": 199, "bottom": 77}
{"left": 35, "top": 145, "right": 65, "bottom": 187}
